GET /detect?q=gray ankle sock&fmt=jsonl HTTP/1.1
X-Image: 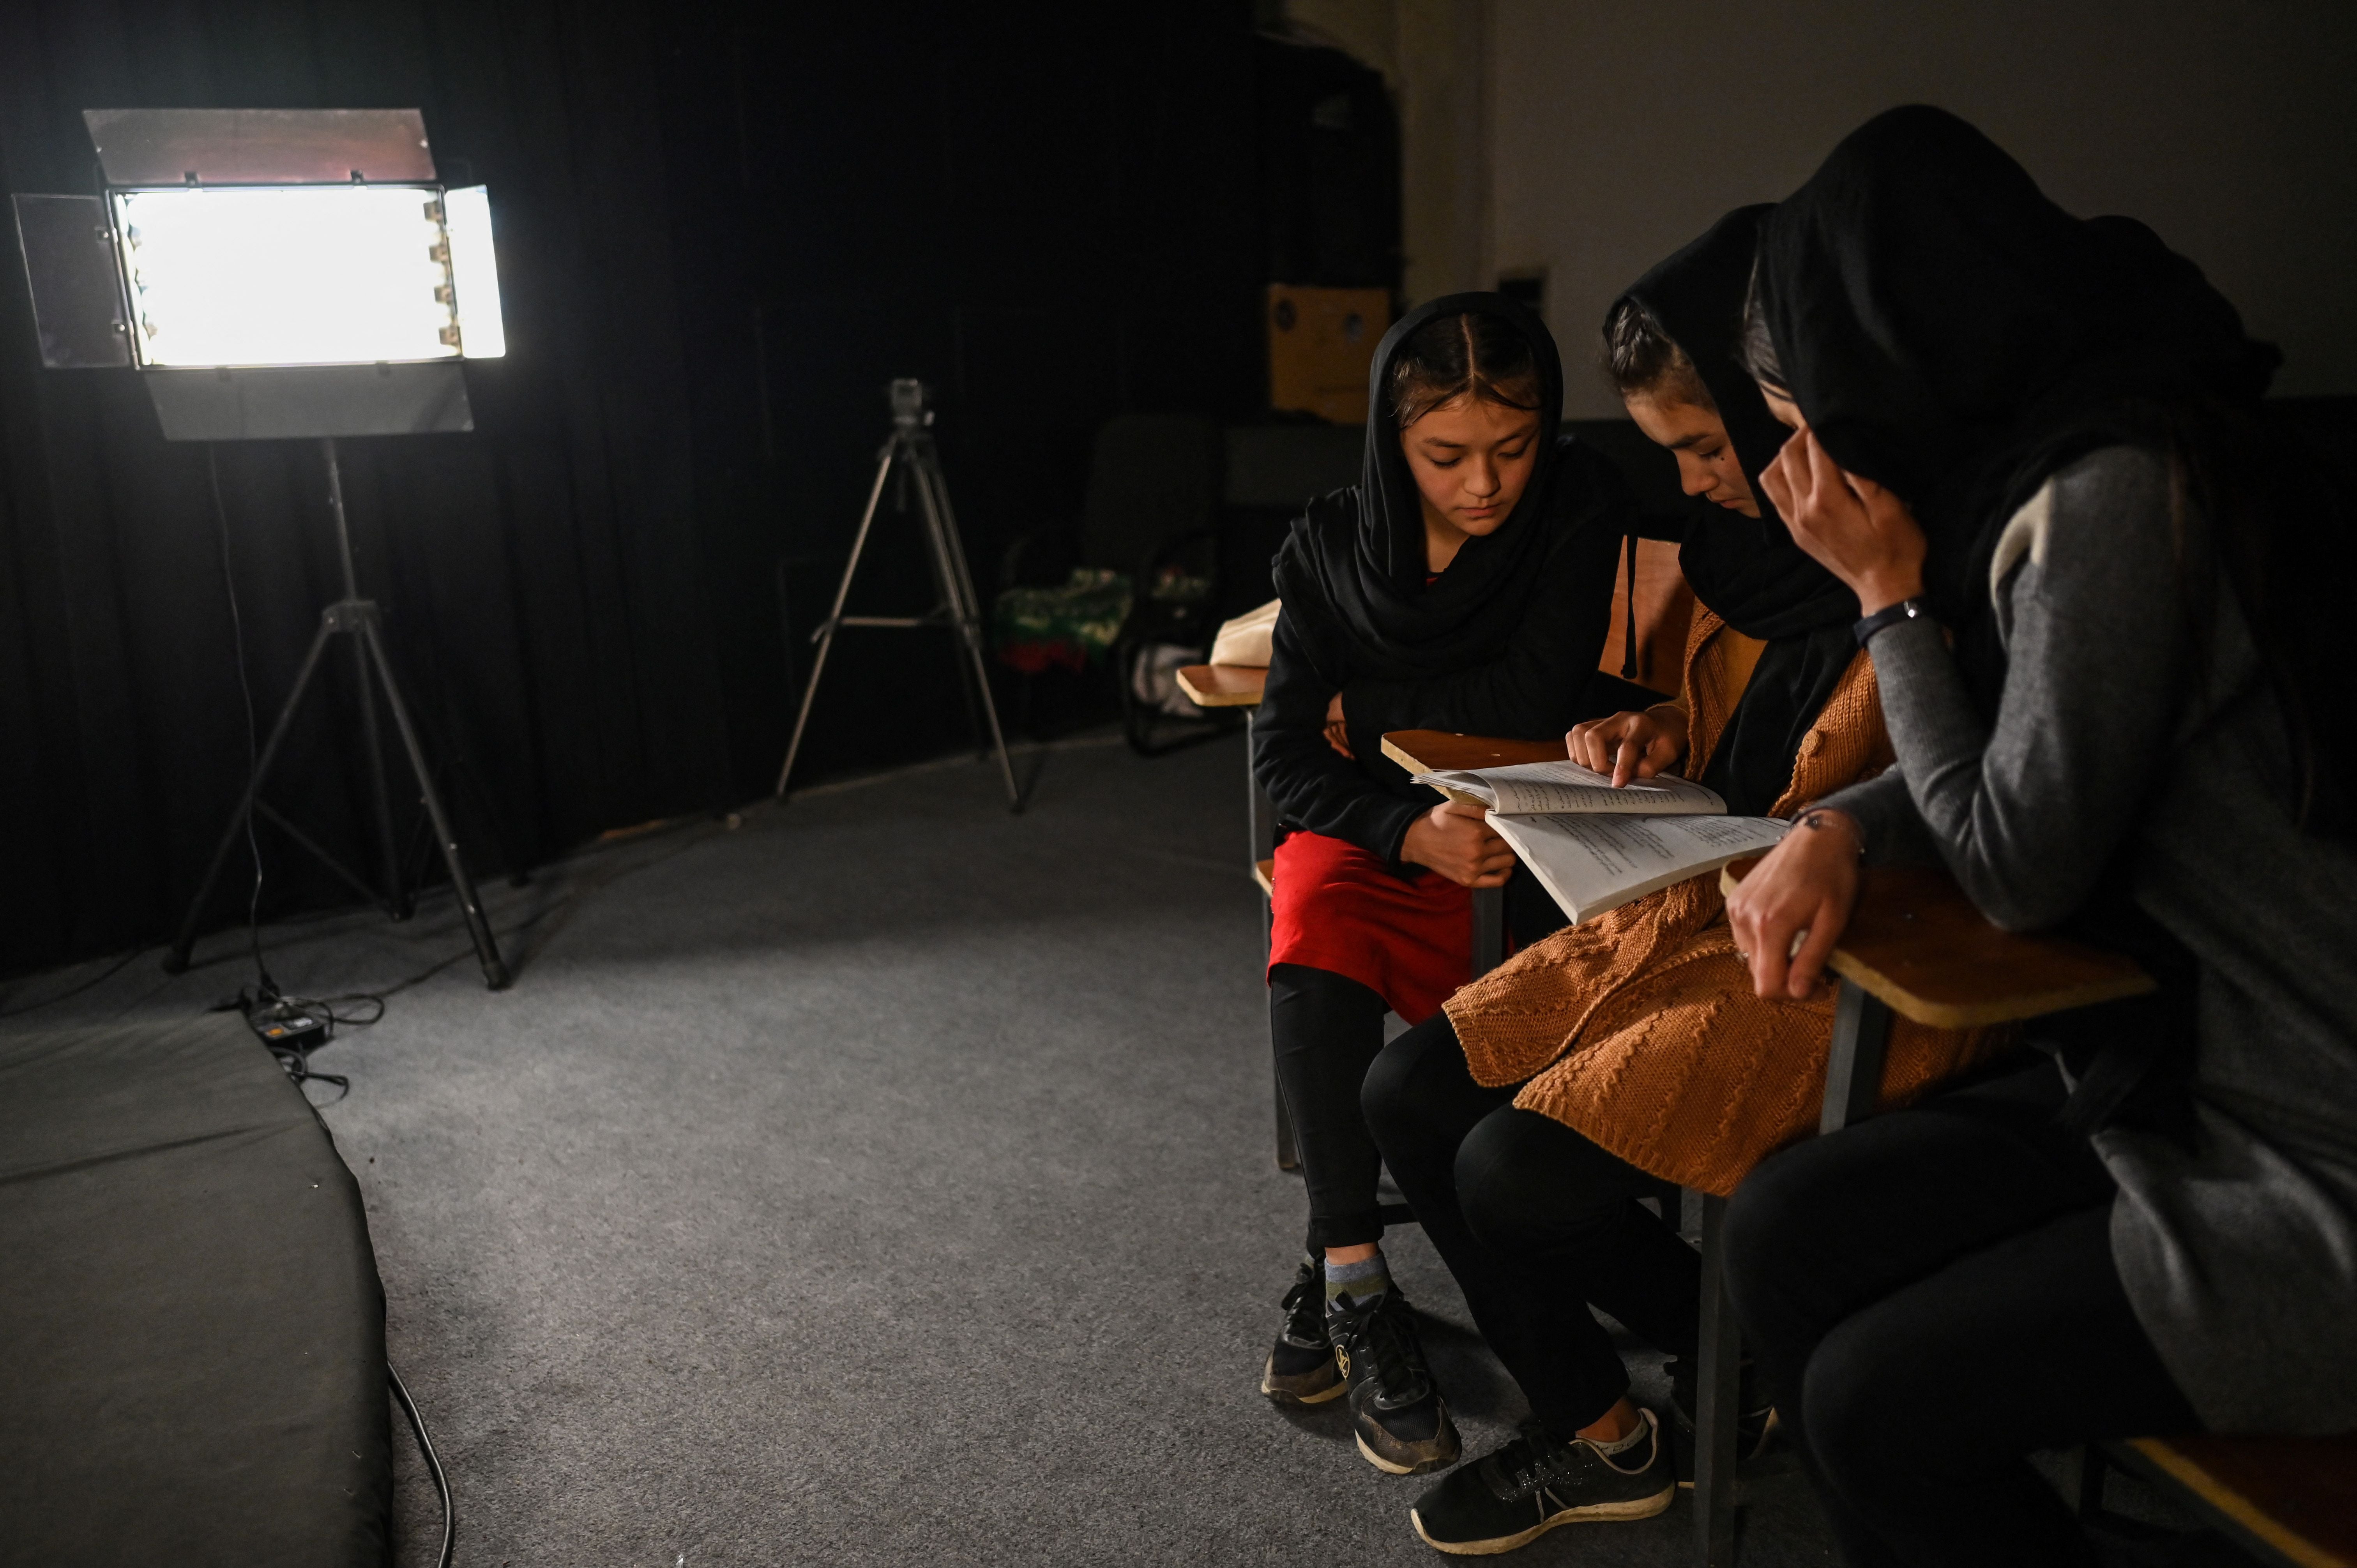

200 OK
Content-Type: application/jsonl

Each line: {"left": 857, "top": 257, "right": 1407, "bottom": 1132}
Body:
{"left": 1325, "top": 1251, "right": 1392, "bottom": 1309}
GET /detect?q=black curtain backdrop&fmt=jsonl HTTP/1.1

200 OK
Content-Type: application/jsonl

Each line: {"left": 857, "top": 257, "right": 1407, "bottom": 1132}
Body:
{"left": 0, "top": 1, "right": 1265, "bottom": 975}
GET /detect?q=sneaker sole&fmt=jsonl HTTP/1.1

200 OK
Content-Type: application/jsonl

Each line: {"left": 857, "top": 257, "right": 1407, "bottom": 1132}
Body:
{"left": 1261, "top": 1350, "right": 1347, "bottom": 1406}
{"left": 1409, "top": 1485, "right": 1675, "bottom": 1554}
{"left": 1263, "top": 1374, "right": 1348, "bottom": 1406}
{"left": 1356, "top": 1430, "right": 1458, "bottom": 1477}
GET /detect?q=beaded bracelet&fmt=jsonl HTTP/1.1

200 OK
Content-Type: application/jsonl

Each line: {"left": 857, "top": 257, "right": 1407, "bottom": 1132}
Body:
{"left": 1793, "top": 806, "right": 1867, "bottom": 862}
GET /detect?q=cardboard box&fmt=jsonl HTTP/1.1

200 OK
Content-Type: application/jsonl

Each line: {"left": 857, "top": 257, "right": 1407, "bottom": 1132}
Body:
{"left": 1267, "top": 284, "right": 1390, "bottom": 425}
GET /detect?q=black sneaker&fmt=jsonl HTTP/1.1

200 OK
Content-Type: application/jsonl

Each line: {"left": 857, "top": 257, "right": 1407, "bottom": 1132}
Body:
{"left": 1262, "top": 1258, "right": 1345, "bottom": 1405}
{"left": 1666, "top": 1355, "right": 1779, "bottom": 1486}
{"left": 1410, "top": 1411, "right": 1674, "bottom": 1554}
{"left": 1329, "top": 1288, "right": 1461, "bottom": 1475}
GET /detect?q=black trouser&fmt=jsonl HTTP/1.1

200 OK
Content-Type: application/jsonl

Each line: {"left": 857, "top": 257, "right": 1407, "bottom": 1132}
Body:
{"left": 1722, "top": 1058, "right": 2200, "bottom": 1568}
{"left": 1270, "top": 869, "right": 1567, "bottom": 1253}
{"left": 1360, "top": 1011, "right": 1701, "bottom": 1437}
{"left": 1270, "top": 962, "right": 1392, "bottom": 1250}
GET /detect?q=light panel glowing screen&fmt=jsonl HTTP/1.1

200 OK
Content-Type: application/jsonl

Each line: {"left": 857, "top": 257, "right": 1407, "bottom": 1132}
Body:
{"left": 110, "top": 184, "right": 505, "bottom": 367}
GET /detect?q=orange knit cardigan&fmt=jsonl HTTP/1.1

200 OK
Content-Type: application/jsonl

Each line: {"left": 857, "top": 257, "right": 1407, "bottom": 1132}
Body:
{"left": 1442, "top": 608, "right": 2006, "bottom": 1195}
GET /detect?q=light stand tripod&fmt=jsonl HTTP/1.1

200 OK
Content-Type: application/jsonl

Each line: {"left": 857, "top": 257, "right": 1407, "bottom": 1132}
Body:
{"left": 776, "top": 379, "right": 1020, "bottom": 810}
{"left": 163, "top": 438, "right": 511, "bottom": 989}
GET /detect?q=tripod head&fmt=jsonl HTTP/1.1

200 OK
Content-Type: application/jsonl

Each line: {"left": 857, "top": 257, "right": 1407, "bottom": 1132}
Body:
{"left": 889, "top": 377, "right": 935, "bottom": 435}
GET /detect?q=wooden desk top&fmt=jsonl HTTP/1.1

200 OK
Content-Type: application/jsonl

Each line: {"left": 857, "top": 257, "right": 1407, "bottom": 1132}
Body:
{"left": 1380, "top": 729, "right": 1567, "bottom": 775}
{"left": 2125, "top": 1434, "right": 2357, "bottom": 1568}
{"left": 1721, "top": 858, "right": 2155, "bottom": 1029}
{"left": 1177, "top": 664, "right": 1265, "bottom": 708}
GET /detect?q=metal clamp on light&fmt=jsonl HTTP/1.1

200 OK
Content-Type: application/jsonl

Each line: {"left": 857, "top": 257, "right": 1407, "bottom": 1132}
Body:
{"left": 11, "top": 107, "right": 505, "bottom": 440}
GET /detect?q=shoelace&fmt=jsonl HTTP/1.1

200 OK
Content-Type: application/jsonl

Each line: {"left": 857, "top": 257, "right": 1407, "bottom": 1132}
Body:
{"left": 1338, "top": 1293, "right": 1433, "bottom": 1406}
{"left": 1485, "top": 1426, "right": 1583, "bottom": 1501}
{"left": 1277, "top": 1273, "right": 1326, "bottom": 1348}
{"left": 1486, "top": 1416, "right": 1653, "bottom": 1502}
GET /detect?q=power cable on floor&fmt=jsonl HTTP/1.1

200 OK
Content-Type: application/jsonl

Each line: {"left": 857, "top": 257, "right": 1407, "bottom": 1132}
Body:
{"left": 389, "top": 1361, "right": 453, "bottom": 1568}
{"left": 209, "top": 446, "right": 277, "bottom": 1001}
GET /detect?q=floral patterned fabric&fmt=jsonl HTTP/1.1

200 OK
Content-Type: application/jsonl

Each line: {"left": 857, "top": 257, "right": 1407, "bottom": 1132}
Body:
{"left": 993, "top": 569, "right": 1132, "bottom": 674}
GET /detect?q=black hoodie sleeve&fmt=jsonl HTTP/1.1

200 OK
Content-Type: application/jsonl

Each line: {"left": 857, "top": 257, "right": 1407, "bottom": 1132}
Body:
{"left": 1251, "top": 609, "right": 1429, "bottom": 868}
{"left": 1339, "top": 443, "right": 1636, "bottom": 748}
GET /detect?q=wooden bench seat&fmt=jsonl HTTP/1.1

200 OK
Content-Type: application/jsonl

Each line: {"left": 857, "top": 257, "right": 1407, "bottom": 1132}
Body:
{"left": 2094, "top": 1433, "right": 2357, "bottom": 1568}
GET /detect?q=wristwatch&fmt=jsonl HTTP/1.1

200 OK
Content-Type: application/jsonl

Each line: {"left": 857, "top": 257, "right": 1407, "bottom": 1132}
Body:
{"left": 1853, "top": 597, "right": 1933, "bottom": 649}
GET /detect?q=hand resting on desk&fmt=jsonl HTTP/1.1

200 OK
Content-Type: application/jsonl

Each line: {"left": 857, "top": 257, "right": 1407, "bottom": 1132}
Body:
{"left": 1724, "top": 807, "right": 1867, "bottom": 1000}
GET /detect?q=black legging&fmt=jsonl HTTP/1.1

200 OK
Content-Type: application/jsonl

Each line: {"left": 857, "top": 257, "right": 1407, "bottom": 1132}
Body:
{"left": 1722, "top": 1058, "right": 2200, "bottom": 1568}
{"left": 1271, "top": 869, "right": 1568, "bottom": 1252}
{"left": 1359, "top": 1011, "right": 1701, "bottom": 1437}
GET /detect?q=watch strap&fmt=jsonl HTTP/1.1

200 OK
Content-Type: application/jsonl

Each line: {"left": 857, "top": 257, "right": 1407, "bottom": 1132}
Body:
{"left": 1853, "top": 597, "right": 1933, "bottom": 649}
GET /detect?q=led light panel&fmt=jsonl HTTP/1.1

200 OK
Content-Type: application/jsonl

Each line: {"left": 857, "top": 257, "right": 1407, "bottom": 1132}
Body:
{"left": 440, "top": 185, "right": 505, "bottom": 360}
{"left": 113, "top": 185, "right": 459, "bottom": 367}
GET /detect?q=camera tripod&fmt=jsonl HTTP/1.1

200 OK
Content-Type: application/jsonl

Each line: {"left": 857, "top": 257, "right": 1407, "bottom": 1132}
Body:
{"left": 776, "top": 380, "right": 1020, "bottom": 809}
{"left": 163, "top": 438, "right": 511, "bottom": 990}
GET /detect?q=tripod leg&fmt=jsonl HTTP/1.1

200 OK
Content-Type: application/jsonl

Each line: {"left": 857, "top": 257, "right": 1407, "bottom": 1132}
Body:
{"left": 906, "top": 461, "right": 988, "bottom": 757}
{"left": 164, "top": 616, "right": 345, "bottom": 973}
{"left": 252, "top": 801, "right": 397, "bottom": 911}
{"left": 777, "top": 443, "right": 896, "bottom": 797}
{"left": 403, "top": 694, "right": 532, "bottom": 888}
{"left": 349, "top": 615, "right": 409, "bottom": 918}
{"left": 358, "top": 619, "right": 511, "bottom": 991}
{"left": 913, "top": 454, "right": 1022, "bottom": 812}
{"left": 320, "top": 439, "right": 410, "bottom": 920}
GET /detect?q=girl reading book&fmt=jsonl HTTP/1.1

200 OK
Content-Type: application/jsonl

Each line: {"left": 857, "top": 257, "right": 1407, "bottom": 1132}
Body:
{"left": 1252, "top": 295, "right": 1638, "bottom": 1476}
{"left": 1359, "top": 209, "right": 2005, "bottom": 1555}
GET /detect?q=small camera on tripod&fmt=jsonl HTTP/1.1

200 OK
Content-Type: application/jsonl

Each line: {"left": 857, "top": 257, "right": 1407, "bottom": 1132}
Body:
{"left": 889, "top": 377, "right": 933, "bottom": 432}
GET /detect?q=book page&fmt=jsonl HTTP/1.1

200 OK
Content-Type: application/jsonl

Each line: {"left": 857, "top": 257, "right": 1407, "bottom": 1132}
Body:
{"left": 1412, "top": 760, "right": 1726, "bottom": 817}
{"left": 1490, "top": 812, "right": 1788, "bottom": 924}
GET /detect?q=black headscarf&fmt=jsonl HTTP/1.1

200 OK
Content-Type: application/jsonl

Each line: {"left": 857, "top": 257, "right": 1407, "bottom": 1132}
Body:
{"left": 1753, "top": 105, "right": 2279, "bottom": 703}
{"left": 1754, "top": 106, "right": 2285, "bottom": 1143}
{"left": 1271, "top": 293, "right": 1579, "bottom": 685}
{"left": 1613, "top": 206, "right": 1857, "bottom": 815}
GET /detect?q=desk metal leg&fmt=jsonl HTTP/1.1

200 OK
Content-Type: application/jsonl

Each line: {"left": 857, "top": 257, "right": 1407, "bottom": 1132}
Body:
{"left": 1822, "top": 979, "right": 1894, "bottom": 1134}
{"left": 1689, "top": 980, "right": 1897, "bottom": 1567}
{"left": 1247, "top": 710, "right": 1275, "bottom": 867}
{"left": 2072, "top": 1443, "right": 2109, "bottom": 1519}
{"left": 1471, "top": 885, "right": 1506, "bottom": 977}
{"left": 1253, "top": 714, "right": 1300, "bottom": 1168}
{"left": 1694, "top": 1194, "right": 1741, "bottom": 1568}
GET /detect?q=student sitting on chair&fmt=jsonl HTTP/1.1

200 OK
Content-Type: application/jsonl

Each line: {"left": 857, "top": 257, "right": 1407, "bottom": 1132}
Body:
{"left": 1715, "top": 105, "right": 2357, "bottom": 1568}
{"left": 1254, "top": 295, "right": 1638, "bottom": 1476}
{"left": 1356, "top": 208, "right": 2006, "bottom": 1555}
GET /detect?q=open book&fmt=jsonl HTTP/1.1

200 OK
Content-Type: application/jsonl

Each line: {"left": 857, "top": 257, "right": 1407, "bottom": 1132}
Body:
{"left": 1410, "top": 759, "right": 1787, "bottom": 924}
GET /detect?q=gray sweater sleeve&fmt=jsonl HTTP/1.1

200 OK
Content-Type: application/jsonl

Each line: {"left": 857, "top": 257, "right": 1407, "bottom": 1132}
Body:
{"left": 1818, "top": 447, "right": 2189, "bottom": 931}
{"left": 1818, "top": 767, "right": 1945, "bottom": 865}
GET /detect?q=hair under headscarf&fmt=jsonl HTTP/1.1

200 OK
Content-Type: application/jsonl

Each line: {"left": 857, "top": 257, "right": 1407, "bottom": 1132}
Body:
{"left": 1611, "top": 206, "right": 1858, "bottom": 814}
{"left": 1271, "top": 292, "right": 1580, "bottom": 685}
{"left": 1749, "top": 106, "right": 2280, "bottom": 634}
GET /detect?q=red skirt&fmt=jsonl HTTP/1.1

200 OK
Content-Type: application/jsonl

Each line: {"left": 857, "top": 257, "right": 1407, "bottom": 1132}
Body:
{"left": 1267, "top": 829, "right": 1471, "bottom": 1025}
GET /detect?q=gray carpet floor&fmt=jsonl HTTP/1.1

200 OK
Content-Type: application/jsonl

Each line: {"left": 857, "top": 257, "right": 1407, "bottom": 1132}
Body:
{"left": 4, "top": 732, "right": 2200, "bottom": 1566}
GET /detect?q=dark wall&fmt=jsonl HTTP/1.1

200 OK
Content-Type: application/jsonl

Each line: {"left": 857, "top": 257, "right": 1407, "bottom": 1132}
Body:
{"left": 0, "top": 1, "right": 1268, "bottom": 976}
{"left": 664, "top": 5, "right": 1264, "bottom": 787}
